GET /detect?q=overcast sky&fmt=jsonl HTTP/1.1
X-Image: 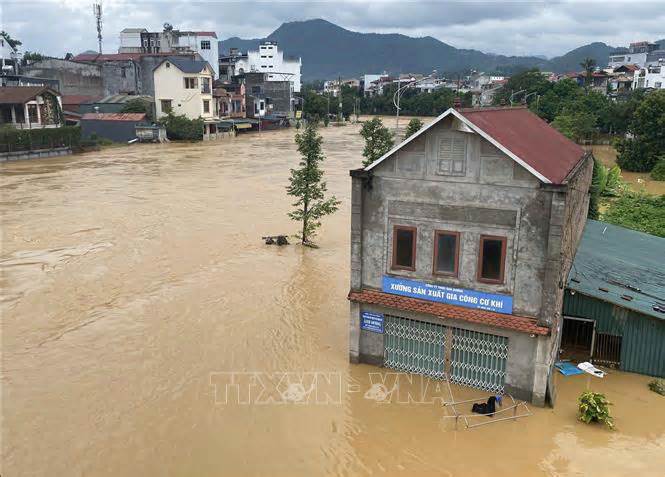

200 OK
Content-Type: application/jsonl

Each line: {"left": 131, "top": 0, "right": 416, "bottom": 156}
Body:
{"left": 2, "top": 1, "right": 664, "bottom": 58}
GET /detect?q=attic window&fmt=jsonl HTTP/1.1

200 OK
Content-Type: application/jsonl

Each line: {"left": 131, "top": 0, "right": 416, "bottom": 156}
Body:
{"left": 437, "top": 136, "right": 466, "bottom": 176}
{"left": 166, "top": 62, "right": 170, "bottom": 68}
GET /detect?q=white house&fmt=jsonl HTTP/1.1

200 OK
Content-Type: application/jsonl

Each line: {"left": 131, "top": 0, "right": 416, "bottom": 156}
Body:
{"left": 233, "top": 42, "right": 301, "bottom": 92}
{"left": 633, "top": 62, "right": 665, "bottom": 90}
{"left": 608, "top": 41, "right": 661, "bottom": 69}
{"left": 153, "top": 57, "right": 219, "bottom": 138}
{"left": 119, "top": 27, "right": 219, "bottom": 78}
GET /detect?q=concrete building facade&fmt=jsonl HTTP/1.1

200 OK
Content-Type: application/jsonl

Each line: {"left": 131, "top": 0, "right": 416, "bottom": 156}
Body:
{"left": 233, "top": 42, "right": 301, "bottom": 93}
{"left": 348, "top": 107, "right": 592, "bottom": 406}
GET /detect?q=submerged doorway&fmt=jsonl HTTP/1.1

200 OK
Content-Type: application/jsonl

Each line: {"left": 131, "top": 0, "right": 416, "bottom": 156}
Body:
{"left": 560, "top": 317, "right": 595, "bottom": 362}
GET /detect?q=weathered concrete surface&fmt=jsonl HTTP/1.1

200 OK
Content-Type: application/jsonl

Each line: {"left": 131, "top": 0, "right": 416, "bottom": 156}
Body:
{"left": 350, "top": 115, "right": 592, "bottom": 405}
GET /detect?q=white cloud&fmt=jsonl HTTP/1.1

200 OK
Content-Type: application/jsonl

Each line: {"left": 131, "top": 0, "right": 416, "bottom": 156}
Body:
{"left": 2, "top": 0, "right": 664, "bottom": 58}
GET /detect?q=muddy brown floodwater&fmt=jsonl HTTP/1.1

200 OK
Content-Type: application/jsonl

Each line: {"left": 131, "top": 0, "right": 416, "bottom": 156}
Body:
{"left": 2, "top": 121, "right": 664, "bottom": 477}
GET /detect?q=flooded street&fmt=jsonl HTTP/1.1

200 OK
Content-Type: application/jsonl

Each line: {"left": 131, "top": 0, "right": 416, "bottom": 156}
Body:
{"left": 2, "top": 122, "right": 664, "bottom": 476}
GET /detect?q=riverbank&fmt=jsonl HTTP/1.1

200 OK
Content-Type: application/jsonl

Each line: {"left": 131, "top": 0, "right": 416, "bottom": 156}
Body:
{"left": 2, "top": 125, "right": 664, "bottom": 476}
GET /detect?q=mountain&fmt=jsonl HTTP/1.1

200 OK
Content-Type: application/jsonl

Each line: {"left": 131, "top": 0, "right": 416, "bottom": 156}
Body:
{"left": 220, "top": 19, "right": 548, "bottom": 80}
{"left": 219, "top": 19, "right": 657, "bottom": 80}
{"left": 546, "top": 42, "right": 625, "bottom": 73}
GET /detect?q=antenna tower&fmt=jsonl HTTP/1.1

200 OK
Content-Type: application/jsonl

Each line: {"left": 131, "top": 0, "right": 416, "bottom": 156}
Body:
{"left": 93, "top": 2, "right": 103, "bottom": 53}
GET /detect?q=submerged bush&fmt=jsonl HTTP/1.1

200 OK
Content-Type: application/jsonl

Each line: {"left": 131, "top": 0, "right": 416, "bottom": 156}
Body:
{"left": 650, "top": 159, "right": 665, "bottom": 181}
{"left": 649, "top": 379, "right": 665, "bottom": 396}
{"left": 578, "top": 391, "right": 614, "bottom": 429}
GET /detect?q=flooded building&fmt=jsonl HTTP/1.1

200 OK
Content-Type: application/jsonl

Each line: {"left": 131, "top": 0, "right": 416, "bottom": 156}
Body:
{"left": 563, "top": 220, "right": 665, "bottom": 378}
{"left": 348, "top": 106, "right": 593, "bottom": 405}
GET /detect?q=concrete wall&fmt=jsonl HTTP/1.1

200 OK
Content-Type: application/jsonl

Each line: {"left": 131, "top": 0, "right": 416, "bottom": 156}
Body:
{"left": 349, "top": 114, "right": 592, "bottom": 406}
{"left": 24, "top": 59, "right": 103, "bottom": 96}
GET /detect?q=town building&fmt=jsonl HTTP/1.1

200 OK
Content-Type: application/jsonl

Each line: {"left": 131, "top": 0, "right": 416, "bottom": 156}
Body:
{"left": 153, "top": 56, "right": 219, "bottom": 138}
{"left": 562, "top": 220, "right": 664, "bottom": 378}
{"left": 608, "top": 41, "right": 661, "bottom": 69}
{"left": 348, "top": 106, "right": 592, "bottom": 406}
{"left": 0, "top": 86, "right": 63, "bottom": 129}
{"left": 231, "top": 42, "right": 301, "bottom": 92}
{"left": 80, "top": 112, "right": 148, "bottom": 142}
{"left": 240, "top": 72, "right": 294, "bottom": 119}
{"left": 361, "top": 74, "right": 389, "bottom": 96}
{"left": 118, "top": 26, "right": 219, "bottom": 78}
{"left": 632, "top": 61, "right": 665, "bottom": 90}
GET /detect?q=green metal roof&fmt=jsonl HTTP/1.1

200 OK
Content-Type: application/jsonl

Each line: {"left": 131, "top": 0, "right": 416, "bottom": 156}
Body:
{"left": 567, "top": 220, "right": 665, "bottom": 320}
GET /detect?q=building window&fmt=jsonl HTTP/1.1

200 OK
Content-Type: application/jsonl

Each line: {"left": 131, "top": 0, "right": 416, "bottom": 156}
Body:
{"left": 27, "top": 104, "right": 39, "bottom": 123}
{"left": 477, "top": 235, "right": 507, "bottom": 284}
{"left": 201, "top": 40, "right": 211, "bottom": 50}
{"left": 437, "top": 136, "right": 467, "bottom": 176}
{"left": 184, "top": 77, "right": 198, "bottom": 89}
{"left": 201, "top": 77, "right": 211, "bottom": 94}
{"left": 392, "top": 225, "right": 417, "bottom": 271}
{"left": 166, "top": 62, "right": 170, "bottom": 68}
{"left": 203, "top": 99, "right": 210, "bottom": 113}
{"left": 120, "top": 67, "right": 126, "bottom": 78}
{"left": 160, "top": 99, "right": 172, "bottom": 113}
{"left": 433, "top": 231, "right": 460, "bottom": 276}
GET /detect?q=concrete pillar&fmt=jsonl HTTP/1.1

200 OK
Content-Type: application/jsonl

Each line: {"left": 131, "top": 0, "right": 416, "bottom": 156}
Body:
{"left": 349, "top": 301, "right": 360, "bottom": 363}
{"left": 350, "top": 175, "right": 364, "bottom": 291}
{"left": 531, "top": 335, "right": 551, "bottom": 406}
{"left": 35, "top": 100, "right": 42, "bottom": 125}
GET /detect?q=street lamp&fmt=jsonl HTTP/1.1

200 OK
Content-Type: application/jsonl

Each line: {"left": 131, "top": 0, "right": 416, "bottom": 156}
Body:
{"left": 393, "top": 70, "right": 437, "bottom": 134}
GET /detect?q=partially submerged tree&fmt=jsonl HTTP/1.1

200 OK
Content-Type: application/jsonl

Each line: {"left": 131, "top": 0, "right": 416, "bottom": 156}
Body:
{"left": 403, "top": 118, "right": 424, "bottom": 140}
{"left": 287, "top": 122, "right": 340, "bottom": 245}
{"left": 360, "top": 117, "right": 394, "bottom": 167}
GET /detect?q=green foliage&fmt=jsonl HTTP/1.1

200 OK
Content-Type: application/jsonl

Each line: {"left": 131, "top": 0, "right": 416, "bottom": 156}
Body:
{"left": 551, "top": 110, "right": 597, "bottom": 142}
{"left": 286, "top": 122, "right": 340, "bottom": 245}
{"left": 650, "top": 158, "right": 665, "bottom": 181}
{"left": 616, "top": 90, "right": 665, "bottom": 172}
{"left": 493, "top": 69, "right": 552, "bottom": 106}
{"left": 0, "top": 126, "right": 81, "bottom": 152}
{"left": 323, "top": 117, "right": 330, "bottom": 127}
{"left": 158, "top": 113, "right": 203, "bottom": 141}
{"left": 361, "top": 86, "right": 461, "bottom": 116}
{"left": 578, "top": 391, "right": 614, "bottom": 429}
{"left": 21, "top": 51, "right": 46, "bottom": 67}
{"left": 616, "top": 138, "right": 659, "bottom": 172}
{"left": 360, "top": 117, "right": 394, "bottom": 167}
{"left": 0, "top": 31, "right": 21, "bottom": 49}
{"left": 589, "top": 158, "right": 626, "bottom": 220}
{"left": 648, "top": 379, "right": 665, "bottom": 396}
{"left": 120, "top": 98, "right": 154, "bottom": 122}
{"left": 602, "top": 192, "right": 665, "bottom": 238}
{"left": 580, "top": 57, "right": 596, "bottom": 87}
{"left": 404, "top": 118, "right": 424, "bottom": 140}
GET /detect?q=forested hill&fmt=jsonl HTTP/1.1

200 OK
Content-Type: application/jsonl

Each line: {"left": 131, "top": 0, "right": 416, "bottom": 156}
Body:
{"left": 219, "top": 19, "right": 652, "bottom": 80}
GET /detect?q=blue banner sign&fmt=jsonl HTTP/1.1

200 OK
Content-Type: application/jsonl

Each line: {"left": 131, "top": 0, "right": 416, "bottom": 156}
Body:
{"left": 361, "top": 311, "right": 384, "bottom": 333}
{"left": 382, "top": 276, "right": 513, "bottom": 314}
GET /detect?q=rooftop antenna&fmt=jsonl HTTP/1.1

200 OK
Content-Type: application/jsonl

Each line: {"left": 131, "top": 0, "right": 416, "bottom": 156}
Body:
{"left": 93, "top": 2, "right": 103, "bottom": 54}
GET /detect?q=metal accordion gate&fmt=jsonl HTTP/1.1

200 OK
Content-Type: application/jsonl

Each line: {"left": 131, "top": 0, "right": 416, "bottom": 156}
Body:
{"left": 450, "top": 327, "right": 508, "bottom": 394}
{"left": 384, "top": 315, "right": 446, "bottom": 379}
{"left": 384, "top": 314, "right": 509, "bottom": 393}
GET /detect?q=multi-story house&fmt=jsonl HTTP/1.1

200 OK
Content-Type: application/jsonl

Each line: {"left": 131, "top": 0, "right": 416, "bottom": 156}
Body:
{"left": 609, "top": 41, "right": 661, "bottom": 69}
{"left": 231, "top": 42, "right": 301, "bottom": 93}
{"left": 348, "top": 106, "right": 592, "bottom": 406}
{"left": 633, "top": 61, "right": 665, "bottom": 90}
{"left": 118, "top": 26, "right": 219, "bottom": 78}
{"left": 153, "top": 57, "right": 218, "bottom": 138}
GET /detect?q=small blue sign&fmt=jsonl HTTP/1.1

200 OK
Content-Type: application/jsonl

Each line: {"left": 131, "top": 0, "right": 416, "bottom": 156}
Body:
{"left": 382, "top": 276, "right": 513, "bottom": 314}
{"left": 361, "top": 311, "right": 384, "bottom": 333}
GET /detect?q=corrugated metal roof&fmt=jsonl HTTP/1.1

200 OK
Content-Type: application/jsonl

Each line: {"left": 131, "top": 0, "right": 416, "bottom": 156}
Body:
{"left": 460, "top": 107, "right": 586, "bottom": 184}
{"left": 81, "top": 113, "right": 146, "bottom": 121}
{"left": 94, "top": 94, "right": 153, "bottom": 104}
{"left": 364, "top": 107, "right": 586, "bottom": 185}
{"left": 567, "top": 220, "right": 665, "bottom": 320}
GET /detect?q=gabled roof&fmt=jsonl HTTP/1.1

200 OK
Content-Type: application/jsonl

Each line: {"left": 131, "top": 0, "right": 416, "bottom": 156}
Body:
{"left": 567, "top": 220, "right": 665, "bottom": 320}
{"left": 0, "top": 86, "right": 60, "bottom": 104}
{"left": 364, "top": 107, "right": 586, "bottom": 185}
{"left": 155, "top": 56, "right": 212, "bottom": 74}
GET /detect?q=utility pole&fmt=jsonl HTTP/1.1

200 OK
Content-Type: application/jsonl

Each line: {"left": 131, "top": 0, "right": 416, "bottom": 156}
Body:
{"left": 338, "top": 75, "right": 343, "bottom": 122}
{"left": 92, "top": 2, "right": 103, "bottom": 54}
